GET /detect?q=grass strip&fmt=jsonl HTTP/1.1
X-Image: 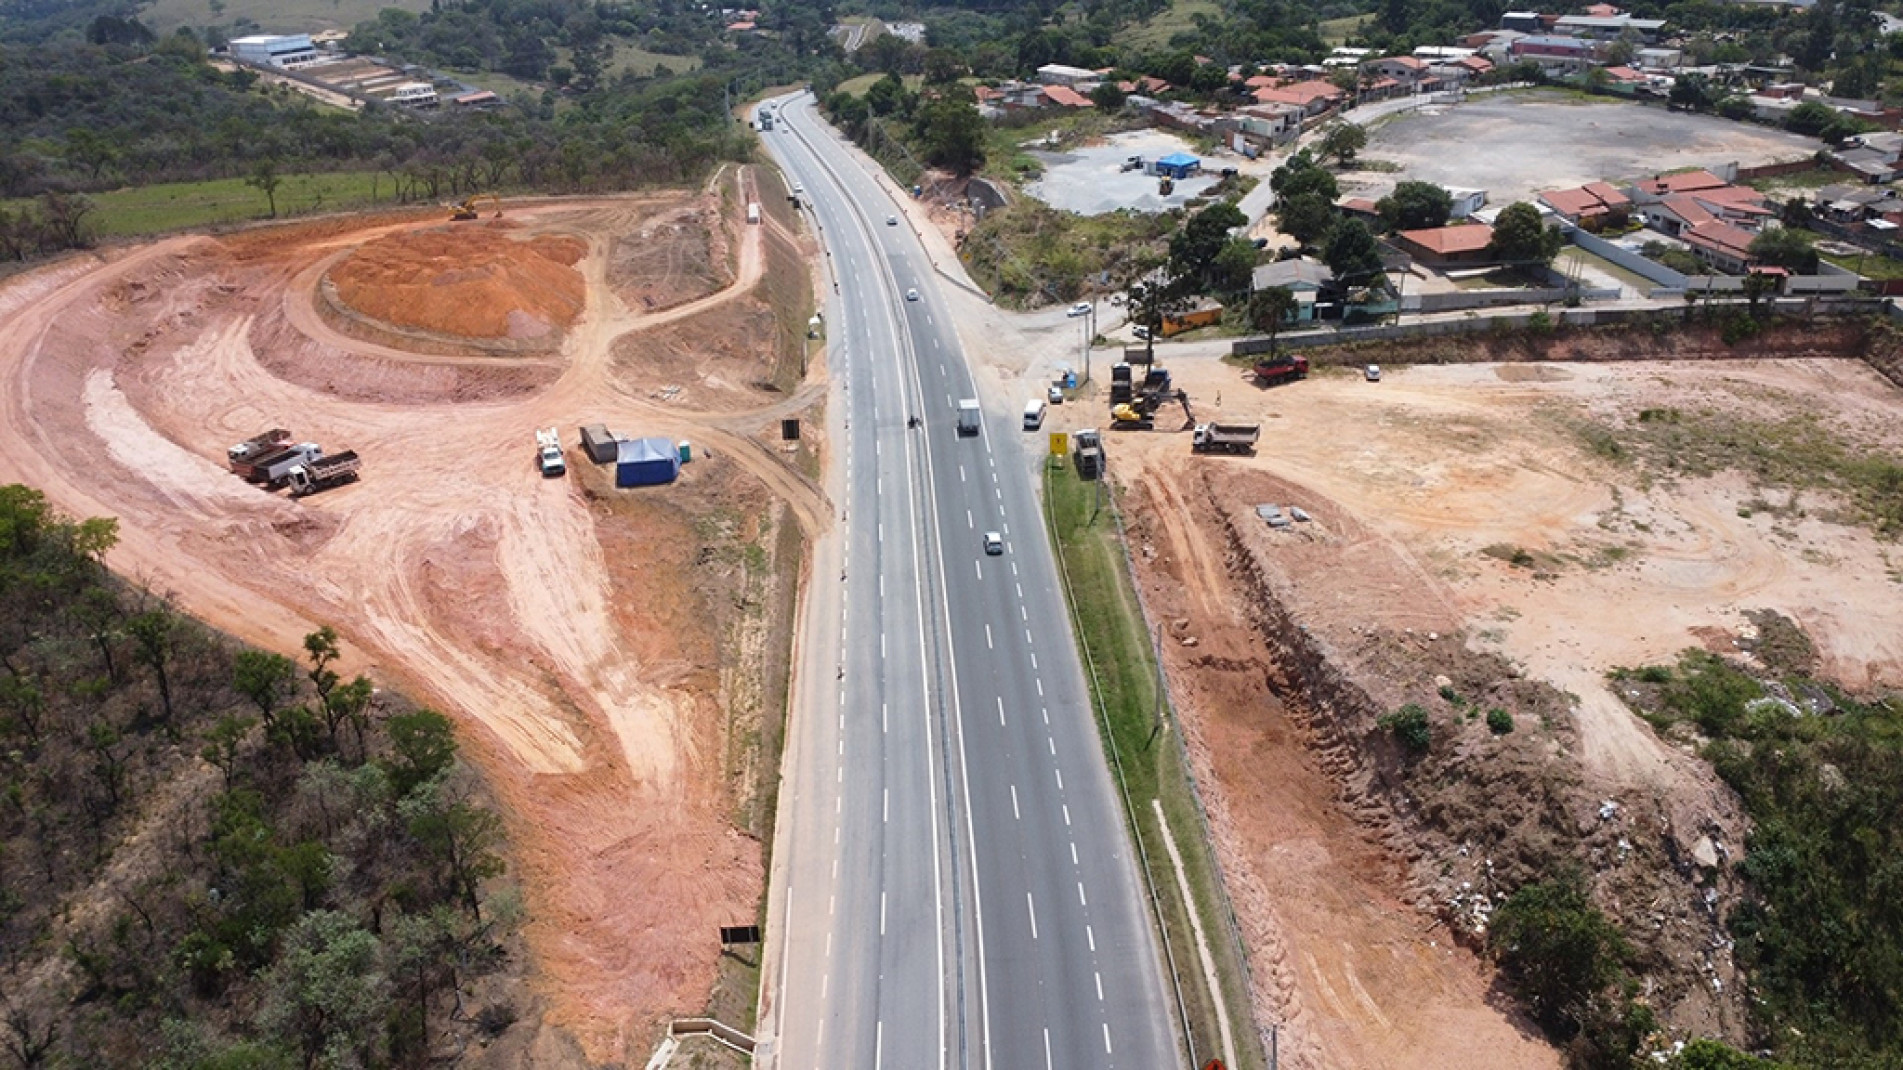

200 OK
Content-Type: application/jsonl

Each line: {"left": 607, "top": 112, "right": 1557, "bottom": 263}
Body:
{"left": 1044, "top": 458, "right": 1265, "bottom": 1070}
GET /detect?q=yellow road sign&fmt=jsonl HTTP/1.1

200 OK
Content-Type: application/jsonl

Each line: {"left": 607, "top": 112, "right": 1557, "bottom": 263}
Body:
{"left": 1049, "top": 431, "right": 1068, "bottom": 456}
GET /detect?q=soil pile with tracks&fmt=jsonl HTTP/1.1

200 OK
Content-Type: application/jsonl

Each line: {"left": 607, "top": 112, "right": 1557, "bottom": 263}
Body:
{"left": 329, "top": 223, "right": 587, "bottom": 341}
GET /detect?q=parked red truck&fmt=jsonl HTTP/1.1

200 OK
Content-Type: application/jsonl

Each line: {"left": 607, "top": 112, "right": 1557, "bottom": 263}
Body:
{"left": 1253, "top": 354, "right": 1309, "bottom": 385}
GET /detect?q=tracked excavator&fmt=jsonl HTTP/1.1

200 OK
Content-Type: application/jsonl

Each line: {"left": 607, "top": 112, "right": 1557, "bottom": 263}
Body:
{"left": 448, "top": 193, "right": 502, "bottom": 221}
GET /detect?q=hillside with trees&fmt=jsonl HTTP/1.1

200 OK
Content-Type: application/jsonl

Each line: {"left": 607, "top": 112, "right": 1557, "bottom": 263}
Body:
{"left": 0, "top": 485, "right": 522, "bottom": 1067}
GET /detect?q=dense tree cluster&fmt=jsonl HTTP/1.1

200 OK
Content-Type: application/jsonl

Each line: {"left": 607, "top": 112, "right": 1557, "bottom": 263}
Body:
{"left": 0, "top": 485, "right": 516, "bottom": 1066}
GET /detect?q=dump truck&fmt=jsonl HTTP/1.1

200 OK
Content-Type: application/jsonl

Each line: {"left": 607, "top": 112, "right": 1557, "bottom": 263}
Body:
{"left": 235, "top": 442, "right": 321, "bottom": 484}
{"left": 228, "top": 429, "right": 291, "bottom": 472}
{"left": 1074, "top": 428, "right": 1103, "bottom": 479}
{"left": 286, "top": 450, "right": 360, "bottom": 497}
{"left": 535, "top": 427, "right": 566, "bottom": 477}
{"left": 956, "top": 398, "right": 981, "bottom": 436}
{"left": 1254, "top": 353, "right": 1310, "bottom": 385}
{"left": 747, "top": 202, "right": 761, "bottom": 225}
{"left": 1110, "top": 403, "right": 1153, "bottom": 430}
{"left": 1110, "top": 362, "right": 1134, "bottom": 404}
{"left": 1192, "top": 422, "right": 1261, "bottom": 454}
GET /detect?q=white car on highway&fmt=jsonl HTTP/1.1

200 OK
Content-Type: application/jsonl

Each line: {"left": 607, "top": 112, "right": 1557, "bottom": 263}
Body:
{"left": 905, "top": 288, "right": 919, "bottom": 302}
{"left": 887, "top": 215, "right": 899, "bottom": 226}
{"left": 1066, "top": 302, "right": 1092, "bottom": 317}
{"left": 983, "top": 531, "right": 1003, "bottom": 555}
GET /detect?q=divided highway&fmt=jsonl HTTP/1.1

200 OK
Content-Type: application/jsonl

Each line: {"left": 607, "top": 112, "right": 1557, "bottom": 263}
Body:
{"left": 758, "top": 91, "right": 1179, "bottom": 1070}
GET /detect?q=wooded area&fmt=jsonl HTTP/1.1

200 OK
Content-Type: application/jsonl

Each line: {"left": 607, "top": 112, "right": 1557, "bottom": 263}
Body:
{"left": 0, "top": 485, "right": 519, "bottom": 1067}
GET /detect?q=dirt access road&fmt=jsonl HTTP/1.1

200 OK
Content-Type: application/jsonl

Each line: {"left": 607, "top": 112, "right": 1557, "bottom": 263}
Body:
{"left": 1027, "top": 352, "right": 1903, "bottom": 1068}
{"left": 0, "top": 170, "right": 825, "bottom": 1061}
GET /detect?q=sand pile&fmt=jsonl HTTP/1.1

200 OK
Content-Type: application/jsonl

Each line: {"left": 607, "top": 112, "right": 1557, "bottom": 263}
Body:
{"left": 328, "top": 225, "right": 587, "bottom": 341}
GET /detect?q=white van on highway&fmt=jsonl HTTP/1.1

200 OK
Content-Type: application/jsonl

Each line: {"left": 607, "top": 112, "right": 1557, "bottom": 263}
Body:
{"left": 1023, "top": 399, "right": 1046, "bottom": 430}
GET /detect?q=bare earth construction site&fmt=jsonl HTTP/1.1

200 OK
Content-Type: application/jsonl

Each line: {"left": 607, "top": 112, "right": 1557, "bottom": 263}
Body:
{"left": 1088, "top": 341, "right": 1903, "bottom": 1067}
{"left": 0, "top": 169, "right": 822, "bottom": 1060}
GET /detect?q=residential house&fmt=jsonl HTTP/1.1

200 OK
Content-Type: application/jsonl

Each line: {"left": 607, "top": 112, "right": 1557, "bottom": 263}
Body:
{"left": 1043, "top": 84, "right": 1094, "bottom": 109}
{"left": 1633, "top": 169, "right": 1729, "bottom": 197}
{"left": 1599, "top": 65, "right": 1650, "bottom": 87}
{"left": 1812, "top": 183, "right": 1903, "bottom": 224}
{"left": 1830, "top": 131, "right": 1903, "bottom": 182}
{"left": 1681, "top": 221, "right": 1759, "bottom": 273}
{"left": 1234, "top": 103, "right": 1303, "bottom": 144}
{"left": 1447, "top": 187, "right": 1490, "bottom": 219}
{"left": 1250, "top": 259, "right": 1335, "bottom": 322}
{"left": 1635, "top": 47, "right": 1682, "bottom": 68}
{"left": 1361, "top": 55, "right": 1430, "bottom": 86}
{"left": 1539, "top": 181, "right": 1633, "bottom": 228}
{"left": 1339, "top": 197, "right": 1382, "bottom": 222}
{"left": 1252, "top": 79, "right": 1346, "bottom": 116}
{"left": 1035, "top": 63, "right": 1100, "bottom": 87}
{"left": 1392, "top": 223, "right": 1496, "bottom": 266}
{"left": 1630, "top": 174, "right": 1773, "bottom": 236}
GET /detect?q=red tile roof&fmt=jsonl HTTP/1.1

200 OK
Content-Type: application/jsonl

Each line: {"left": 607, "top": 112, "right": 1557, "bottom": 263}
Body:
{"left": 1683, "top": 220, "right": 1758, "bottom": 259}
{"left": 1638, "top": 169, "right": 1727, "bottom": 195}
{"left": 1244, "top": 74, "right": 1277, "bottom": 88}
{"left": 1602, "top": 65, "right": 1646, "bottom": 82}
{"left": 1660, "top": 193, "right": 1717, "bottom": 227}
{"left": 1540, "top": 181, "right": 1632, "bottom": 219}
{"left": 1340, "top": 197, "right": 1381, "bottom": 215}
{"left": 1253, "top": 80, "right": 1343, "bottom": 106}
{"left": 1582, "top": 181, "right": 1630, "bottom": 208}
{"left": 1398, "top": 222, "right": 1494, "bottom": 255}
{"left": 1457, "top": 55, "right": 1494, "bottom": 72}
{"left": 1044, "top": 85, "right": 1093, "bottom": 108}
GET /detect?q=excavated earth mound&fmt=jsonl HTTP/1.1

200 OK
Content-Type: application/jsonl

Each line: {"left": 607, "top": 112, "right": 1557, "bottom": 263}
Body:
{"left": 328, "top": 224, "right": 587, "bottom": 341}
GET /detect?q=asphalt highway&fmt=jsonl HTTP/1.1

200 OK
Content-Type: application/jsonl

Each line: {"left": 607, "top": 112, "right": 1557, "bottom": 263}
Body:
{"left": 758, "top": 90, "right": 1178, "bottom": 1070}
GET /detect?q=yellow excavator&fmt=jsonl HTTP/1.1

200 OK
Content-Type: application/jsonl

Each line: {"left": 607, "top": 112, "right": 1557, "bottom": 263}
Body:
{"left": 447, "top": 193, "right": 502, "bottom": 221}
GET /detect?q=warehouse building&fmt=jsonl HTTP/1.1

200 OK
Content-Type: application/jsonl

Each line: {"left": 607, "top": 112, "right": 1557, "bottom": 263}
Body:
{"left": 228, "top": 34, "right": 320, "bottom": 69}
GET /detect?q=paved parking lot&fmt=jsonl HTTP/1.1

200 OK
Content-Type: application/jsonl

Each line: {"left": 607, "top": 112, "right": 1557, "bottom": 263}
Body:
{"left": 1356, "top": 90, "right": 1819, "bottom": 205}
{"left": 1023, "top": 129, "right": 1222, "bottom": 215}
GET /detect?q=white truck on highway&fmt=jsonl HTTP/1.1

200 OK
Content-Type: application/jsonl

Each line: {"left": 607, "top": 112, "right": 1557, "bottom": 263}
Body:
{"left": 956, "top": 398, "right": 981, "bottom": 436}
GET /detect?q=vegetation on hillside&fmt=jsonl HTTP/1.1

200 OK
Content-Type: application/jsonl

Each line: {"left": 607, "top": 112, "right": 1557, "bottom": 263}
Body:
{"left": 0, "top": 485, "right": 519, "bottom": 1066}
{"left": 1614, "top": 642, "right": 1903, "bottom": 1068}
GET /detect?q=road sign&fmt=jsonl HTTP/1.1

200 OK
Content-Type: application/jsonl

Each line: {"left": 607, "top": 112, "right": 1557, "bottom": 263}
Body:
{"left": 1048, "top": 431, "right": 1068, "bottom": 457}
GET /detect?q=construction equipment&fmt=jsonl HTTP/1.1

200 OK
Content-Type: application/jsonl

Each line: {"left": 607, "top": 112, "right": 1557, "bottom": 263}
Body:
{"left": 1110, "top": 403, "right": 1153, "bottom": 430}
{"left": 1254, "top": 353, "right": 1310, "bottom": 385}
{"left": 1192, "top": 422, "right": 1261, "bottom": 454}
{"left": 1159, "top": 176, "right": 1175, "bottom": 196}
{"left": 1110, "top": 362, "right": 1133, "bottom": 404}
{"left": 232, "top": 442, "right": 321, "bottom": 484}
{"left": 286, "top": 450, "right": 360, "bottom": 497}
{"left": 447, "top": 193, "right": 501, "bottom": 221}
{"left": 1074, "top": 428, "right": 1104, "bottom": 478}
{"left": 536, "top": 427, "right": 566, "bottom": 477}
{"left": 227, "top": 428, "right": 291, "bottom": 472}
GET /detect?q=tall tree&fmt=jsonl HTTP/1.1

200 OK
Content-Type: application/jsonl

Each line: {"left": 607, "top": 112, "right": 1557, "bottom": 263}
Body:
{"left": 1317, "top": 121, "right": 1367, "bottom": 166}
{"left": 1377, "top": 181, "right": 1453, "bottom": 231}
{"left": 244, "top": 158, "right": 284, "bottom": 219}
{"left": 1486, "top": 202, "right": 1563, "bottom": 269}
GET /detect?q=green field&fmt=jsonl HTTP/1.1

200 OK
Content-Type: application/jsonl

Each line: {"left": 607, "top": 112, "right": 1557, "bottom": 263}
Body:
{"left": 1318, "top": 13, "right": 1373, "bottom": 46}
{"left": 7, "top": 172, "right": 393, "bottom": 239}
{"left": 1824, "top": 250, "right": 1903, "bottom": 280}
{"left": 139, "top": 0, "right": 426, "bottom": 35}
{"left": 1114, "top": 0, "right": 1222, "bottom": 50}
{"left": 834, "top": 72, "right": 923, "bottom": 97}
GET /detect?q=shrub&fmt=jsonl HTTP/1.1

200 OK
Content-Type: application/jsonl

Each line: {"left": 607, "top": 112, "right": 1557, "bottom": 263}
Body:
{"left": 1378, "top": 703, "right": 1431, "bottom": 754}
{"left": 1487, "top": 707, "right": 1514, "bottom": 734}
{"left": 1490, "top": 872, "right": 1628, "bottom": 1038}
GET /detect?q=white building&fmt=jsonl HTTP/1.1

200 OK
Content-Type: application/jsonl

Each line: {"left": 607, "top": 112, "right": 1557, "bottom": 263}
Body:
{"left": 228, "top": 34, "right": 319, "bottom": 69}
{"left": 1035, "top": 63, "right": 1100, "bottom": 87}
{"left": 389, "top": 82, "right": 439, "bottom": 107}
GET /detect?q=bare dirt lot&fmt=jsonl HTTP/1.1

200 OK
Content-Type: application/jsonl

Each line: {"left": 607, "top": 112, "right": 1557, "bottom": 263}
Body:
{"left": 1053, "top": 349, "right": 1903, "bottom": 1068}
{"left": 0, "top": 168, "right": 824, "bottom": 1062}
{"left": 1354, "top": 90, "right": 1821, "bottom": 204}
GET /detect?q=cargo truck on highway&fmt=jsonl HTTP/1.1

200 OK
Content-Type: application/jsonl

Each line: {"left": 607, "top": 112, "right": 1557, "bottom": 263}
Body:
{"left": 1191, "top": 422, "right": 1261, "bottom": 454}
{"left": 956, "top": 398, "right": 981, "bottom": 436}
{"left": 286, "top": 451, "right": 360, "bottom": 497}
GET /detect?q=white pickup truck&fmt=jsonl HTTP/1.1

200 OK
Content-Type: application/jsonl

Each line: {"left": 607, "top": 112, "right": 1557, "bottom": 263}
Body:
{"left": 536, "top": 427, "right": 566, "bottom": 477}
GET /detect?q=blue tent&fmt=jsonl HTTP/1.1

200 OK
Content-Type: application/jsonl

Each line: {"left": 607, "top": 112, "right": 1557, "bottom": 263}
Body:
{"left": 615, "top": 436, "right": 681, "bottom": 487}
{"left": 1156, "top": 152, "right": 1201, "bottom": 179}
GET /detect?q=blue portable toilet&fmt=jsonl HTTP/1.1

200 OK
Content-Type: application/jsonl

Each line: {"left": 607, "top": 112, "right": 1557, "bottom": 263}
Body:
{"left": 615, "top": 436, "right": 681, "bottom": 487}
